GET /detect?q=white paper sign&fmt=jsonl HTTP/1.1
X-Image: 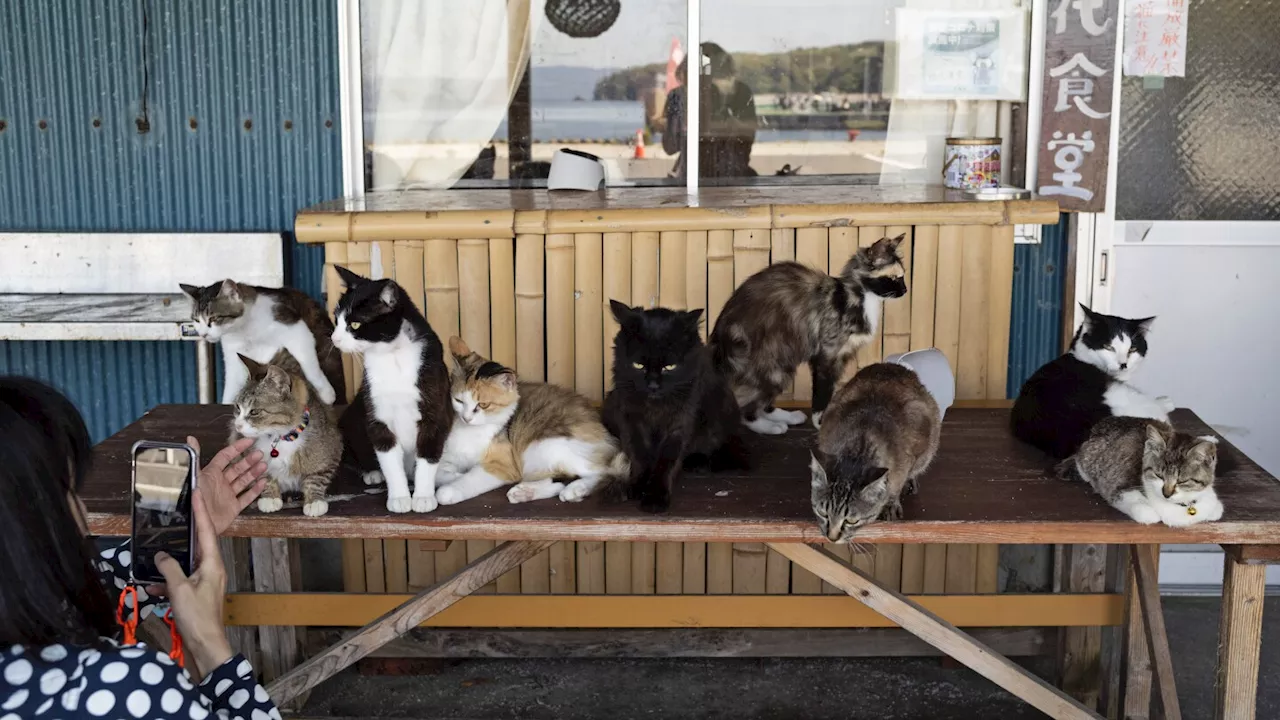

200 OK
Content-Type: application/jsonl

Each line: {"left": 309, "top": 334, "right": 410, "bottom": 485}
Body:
{"left": 1123, "top": 0, "right": 1189, "bottom": 77}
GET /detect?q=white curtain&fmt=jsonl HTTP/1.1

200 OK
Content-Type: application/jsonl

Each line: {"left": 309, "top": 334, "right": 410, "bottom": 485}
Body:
{"left": 363, "top": 0, "right": 543, "bottom": 190}
{"left": 879, "top": 0, "right": 1025, "bottom": 185}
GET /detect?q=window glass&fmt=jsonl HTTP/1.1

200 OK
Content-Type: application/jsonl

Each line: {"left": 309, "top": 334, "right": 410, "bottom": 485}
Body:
{"left": 698, "top": 0, "right": 1029, "bottom": 185}
{"left": 361, "top": 0, "right": 686, "bottom": 190}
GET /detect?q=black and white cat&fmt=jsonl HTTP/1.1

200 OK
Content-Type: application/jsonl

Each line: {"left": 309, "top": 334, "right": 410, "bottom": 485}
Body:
{"left": 1011, "top": 304, "right": 1173, "bottom": 459}
{"left": 331, "top": 267, "right": 452, "bottom": 514}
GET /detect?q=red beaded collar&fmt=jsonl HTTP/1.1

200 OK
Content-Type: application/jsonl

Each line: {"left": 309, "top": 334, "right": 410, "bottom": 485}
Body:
{"left": 269, "top": 407, "right": 311, "bottom": 458}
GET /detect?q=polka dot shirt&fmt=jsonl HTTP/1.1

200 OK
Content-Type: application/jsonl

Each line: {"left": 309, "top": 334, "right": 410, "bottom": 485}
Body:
{"left": 1, "top": 641, "right": 279, "bottom": 720}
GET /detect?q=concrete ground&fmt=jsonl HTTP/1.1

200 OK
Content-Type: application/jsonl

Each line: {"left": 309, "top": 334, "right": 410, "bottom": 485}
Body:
{"left": 301, "top": 597, "right": 1278, "bottom": 719}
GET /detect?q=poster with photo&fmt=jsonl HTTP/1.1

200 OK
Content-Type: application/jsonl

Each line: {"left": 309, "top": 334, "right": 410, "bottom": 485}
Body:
{"left": 893, "top": 9, "right": 1029, "bottom": 101}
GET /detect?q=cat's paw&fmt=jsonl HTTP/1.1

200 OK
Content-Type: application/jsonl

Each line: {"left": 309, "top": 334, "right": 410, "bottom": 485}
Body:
{"left": 317, "top": 385, "right": 337, "bottom": 406}
{"left": 362, "top": 471, "right": 385, "bottom": 486}
{"left": 386, "top": 495, "right": 413, "bottom": 513}
{"left": 435, "top": 484, "right": 468, "bottom": 506}
{"left": 412, "top": 495, "right": 439, "bottom": 513}
{"left": 765, "top": 408, "right": 807, "bottom": 426}
{"left": 1156, "top": 395, "right": 1176, "bottom": 413}
{"left": 745, "top": 416, "right": 788, "bottom": 435}
{"left": 905, "top": 477, "right": 920, "bottom": 495}
{"left": 302, "top": 500, "right": 329, "bottom": 517}
{"left": 1128, "top": 504, "right": 1162, "bottom": 525}
{"left": 257, "top": 497, "right": 284, "bottom": 513}
{"left": 811, "top": 411, "right": 824, "bottom": 430}
{"left": 508, "top": 482, "right": 564, "bottom": 504}
{"left": 559, "top": 480, "right": 593, "bottom": 503}
{"left": 881, "top": 500, "right": 904, "bottom": 521}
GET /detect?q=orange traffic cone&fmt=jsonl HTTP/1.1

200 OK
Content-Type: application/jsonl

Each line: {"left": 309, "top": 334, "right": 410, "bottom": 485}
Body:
{"left": 634, "top": 129, "right": 646, "bottom": 159}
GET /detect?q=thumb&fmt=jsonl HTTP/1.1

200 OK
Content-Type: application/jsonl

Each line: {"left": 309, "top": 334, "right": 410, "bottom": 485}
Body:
{"left": 155, "top": 552, "right": 190, "bottom": 589}
{"left": 187, "top": 436, "right": 201, "bottom": 455}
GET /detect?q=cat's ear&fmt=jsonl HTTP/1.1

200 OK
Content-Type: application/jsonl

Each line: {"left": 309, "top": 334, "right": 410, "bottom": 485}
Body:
{"left": 219, "top": 279, "right": 241, "bottom": 302}
{"left": 179, "top": 283, "right": 201, "bottom": 299}
{"left": 1189, "top": 435, "right": 1219, "bottom": 464}
{"left": 263, "top": 364, "right": 292, "bottom": 392}
{"left": 238, "top": 353, "right": 269, "bottom": 381}
{"left": 494, "top": 369, "right": 518, "bottom": 392}
{"left": 808, "top": 452, "right": 829, "bottom": 488}
{"left": 448, "top": 336, "right": 472, "bottom": 363}
{"left": 680, "top": 308, "right": 704, "bottom": 330}
{"left": 860, "top": 471, "right": 889, "bottom": 504}
{"left": 883, "top": 233, "right": 906, "bottom": 253}
{"left": 609, "top": 299, "right": 639, "bottom": 327}
{"left": 377, "top": 282, "right": 397, "bottom": 308}
{"left": 1133, "top": 316, "right": 1156, "bottom": 336}
{"left": 335, "top": 265, "right": 365, "bottom": 288}
{"left": 1143, "top": 423, "right": 1169, "bottom": 462}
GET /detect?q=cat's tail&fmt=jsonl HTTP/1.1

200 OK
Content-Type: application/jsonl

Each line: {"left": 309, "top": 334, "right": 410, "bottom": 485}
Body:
{"left": 599, "top": 450, "right": 636, "bottom": 502}
{"left": 1054, "top": 456, "right": 1083, "bottom": 482}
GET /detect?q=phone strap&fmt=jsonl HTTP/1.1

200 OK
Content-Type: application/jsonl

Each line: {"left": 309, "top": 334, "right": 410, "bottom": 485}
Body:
{"left": 115, "top": 584, "right": 185, "bottom": 667}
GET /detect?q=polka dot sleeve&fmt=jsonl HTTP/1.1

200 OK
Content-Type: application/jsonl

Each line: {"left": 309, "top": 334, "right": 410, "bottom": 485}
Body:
{"left": 96, "top": 541, "right": 165, "bottom": 621}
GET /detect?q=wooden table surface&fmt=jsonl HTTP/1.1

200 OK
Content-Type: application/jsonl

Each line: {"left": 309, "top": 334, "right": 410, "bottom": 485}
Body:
{"left": 84, "top": 406, "right": 1280, "bottom": 545}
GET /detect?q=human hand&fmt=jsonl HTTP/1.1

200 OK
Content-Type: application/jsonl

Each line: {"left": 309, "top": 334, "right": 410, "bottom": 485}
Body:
{"left": 190, "top": 435, "right": 268, "bottom": 535}
{"left": 156, "top": 489, "right": 233, "bottom": 682}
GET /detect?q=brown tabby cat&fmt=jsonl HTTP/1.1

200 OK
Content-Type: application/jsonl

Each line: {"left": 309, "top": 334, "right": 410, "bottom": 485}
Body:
{"left": 810, "top": 362, "right": 941, "bottom": 542}
{"left": 434, "top": 337, "right": 628, "bottom": 506}
{"left": 229, "top": 350, "right": 341, "bottom": 517}
{"left": 710, "top": 234, "right": 907, "bottom": 436}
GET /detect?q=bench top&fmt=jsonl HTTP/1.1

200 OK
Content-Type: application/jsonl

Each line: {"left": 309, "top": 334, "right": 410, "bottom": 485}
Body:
{"left": 83, "top": 405, "right": 1280, "bottom": 545}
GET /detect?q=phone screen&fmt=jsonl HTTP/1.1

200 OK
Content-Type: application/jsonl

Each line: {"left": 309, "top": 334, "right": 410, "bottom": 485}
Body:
{"left": 131, "top": 442, "right": 197, "bottom": 584}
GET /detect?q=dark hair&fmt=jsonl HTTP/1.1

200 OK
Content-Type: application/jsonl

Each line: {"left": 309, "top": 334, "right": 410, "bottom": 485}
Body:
{"left": 0, "top": 377, "right": 116, "bottom": 646}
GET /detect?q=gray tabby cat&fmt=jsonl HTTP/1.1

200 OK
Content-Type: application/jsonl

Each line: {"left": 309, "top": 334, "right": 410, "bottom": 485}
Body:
{"left": 810, "top": 362, "right": 941, "bottom": 543}
{"left": 230, "top": 350, "right": 342, "bottom": 517}
{"left": 1056, "top": 417, "right": 1223, "bottom": 527}
{"left": 710, "top": 234, "right": 907, "bottom": 435}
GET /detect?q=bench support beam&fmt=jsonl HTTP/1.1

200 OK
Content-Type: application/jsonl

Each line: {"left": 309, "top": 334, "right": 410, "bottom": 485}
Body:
{"left": 1129, "top": 544, "right": 1182, "bottom": 720}
{"left": 769, "top": 542, "right": 1102, "bottom": 720}
{"left": 1216, "top": 547, "right": 1269, "bottom": 720}
{"left": 264, "top": 539, "right": 553, "bottom": 706}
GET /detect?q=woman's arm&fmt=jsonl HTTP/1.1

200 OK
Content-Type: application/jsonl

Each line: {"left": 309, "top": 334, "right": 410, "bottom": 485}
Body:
{"left": 79, "top": 646, "right": 280, "bottom": 720}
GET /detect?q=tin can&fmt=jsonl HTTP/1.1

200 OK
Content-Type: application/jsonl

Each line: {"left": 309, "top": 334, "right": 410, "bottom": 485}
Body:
{"left": 943, "top": 137, "right": 1001, "bottom": 190}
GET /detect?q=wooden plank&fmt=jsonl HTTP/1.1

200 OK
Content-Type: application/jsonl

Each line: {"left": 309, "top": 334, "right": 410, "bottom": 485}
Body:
{"left": 606, "top": 541, "right": 633, "bottom": 594}
{"left": 1130, "top": 545, "right": 1182, "bottom": 720}
{"left": 1060, "top": 544, "right": 1107, "bottom": 710}
{"left": 435, "top": 535, "right": 468, "bottom": 584}
{"left": 520, "top": 550, "right": 551, "bottom": 594}
{"left": 977, "top": 545, "right": 1000, "bottom": 593}
{"left": 731, "top": 230, "right": 771, "bottom": 596}
{"left": 384, "top": 539, "right": 409, "bottom": 593}
{"left": 945, "top": 545, "right": 978, "bottom": 594}
{"left": 685, "top": 231, "right": 708, "bottom": 342}
{"left": 909, "top": 226, "right": 940, "bottom": 352}
{"left": 406, "top": 541, "right": 437, "bottom": 592}
{"left": 545, "top": 234, "right": 575, "bottom": 388}
{"left": 632, "top": 542, "right": 657, "bottom": 594}
{"left": 770, "top": 543, "right": 1101, "bottom": 720}
{"left": 577, "top": 541, "right": 605, "bottom": 594}
{"left": 515, "top": 234, "right": 546, "bottom": 381}
{"left": 549, "top": 541, "right": 577, "bottom": 594}
{"left": 656, "top": 233, "right": 689, "bottom": 597}
{"left": 423, "top": 238, "right": 460, "bottom": 350}
{"left": 881, "top": 225, "right": 914, "bottom": 358}
{"left": 987, "top": 225, "right": 1015, "bottom": 400}
{"left": 874, "top": 544, "right": 903, "bottom": 592}
{"left": 765, "top": 548, "right": 791, "bottom": 594}
{"left": 1222, "top": 544, "right": 1280, "bottom": 565}
{"left": 656, "top": 542, "right": 684, "bottom": 594}
{"left": 602, "top": 232, "right": 632, "bottom": 391}
{"left": 792, "top": 561, "right": 823, "bottom": 595}
{"left": 769, "top": 228, "right": 796, "bottom": 402}
{"left": 705, "top": 230, "right": 735, "bottom": 328}
{"left": 315, "top": 627, "right": 1051, "bottom": 659}
{"left": 793, "top": 227, "right": 829, "bottom": 402}
{"left": 265, "top": 540, "right": 553, "bottom": 706}
{"left": 1215, "top": 553, "right": 1267, "bottom": 720}
{"left": 574, "top": 233, "right": 605, "bottom": 401}
{"left": 732, "top": 543, "right": 768, "bottom": 594}
{"left": 824, "top": 545, "right": 853, "bottom": 594}
{"left": 1122, "top": 550, "right": 1153, "bottom": 720}
{"left": 900, "top": 545, "right": 925, "bottom": 595}
{"left": 632, "top": 231, "right": 660, "bottom": 308}
{"left": 467, "top": 540, "right": 497, "bottom": 594}
{"left": 956, "top": 225, "right": 991, "bottom": 400}
{"left": 707, "top": 543, "right": 733, "bottom": 595}
{"left": 363, "top": 540, "right": 386, "bottom": 593}
{"left": 855, "top": 226, "right": 887, "bottom": 367}
{"left": 341, "top": 538, "right": 366, "bottom": 593}
{"left": 659, "top": 231, "right": 689, "bottom": 310}
{"left": 934, "top": 226, "right": 964, "bottom": 374}
{"left": 229, "top": 592, "right": 1126, "bottom": 629}
{"left": 489, "top": 237, "right": 517, "bottom": 368}
{"left": 220, "top": 538, "right": 256, "bottom": 665}
{"left": 683, "top": 542, "right": 707, "bottom": 594}
{"left": 251, "top": 538, "right": 299, "bottom": 683}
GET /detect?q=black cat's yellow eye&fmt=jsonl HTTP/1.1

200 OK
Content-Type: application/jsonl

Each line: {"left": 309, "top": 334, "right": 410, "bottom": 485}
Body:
{"left": 663, "top": 364, "right": 677, "bottom": 372}
{"left": 350, "top": 321, "right": 362, "bottom": 330}
{"left": 632, "top": 362, "right": 644, "bottom": 370}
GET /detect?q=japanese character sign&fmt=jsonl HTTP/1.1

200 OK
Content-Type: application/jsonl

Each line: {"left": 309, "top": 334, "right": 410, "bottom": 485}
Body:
{"left": 1123, "top": 0, "right": 1189, "bottom": 77}
{"left": 1036, "top": 0, "right": 1118, "bottom": 211}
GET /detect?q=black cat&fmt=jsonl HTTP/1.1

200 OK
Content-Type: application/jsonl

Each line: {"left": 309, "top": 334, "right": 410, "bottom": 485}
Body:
{"left": 603, "top": 300, "right": 747, "bottom": 512}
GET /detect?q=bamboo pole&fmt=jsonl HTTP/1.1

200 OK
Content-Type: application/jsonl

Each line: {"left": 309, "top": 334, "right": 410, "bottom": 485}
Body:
{"left": 602, "top": 232, "right": 632, "bottom": 392}
{"left": 545, "top": 234, "right": 575, "bottom": 389}
{"left": 574, "top": 233, "right": 604, "bottom": 402}
{"left": 855, "top": 226, "right": 887, "bottom": 368}
{"left": 515, "top": 235, "right": 546, "bottom": 381}
{"left": 489, "top": 237, "right": 517, "bottom": 368}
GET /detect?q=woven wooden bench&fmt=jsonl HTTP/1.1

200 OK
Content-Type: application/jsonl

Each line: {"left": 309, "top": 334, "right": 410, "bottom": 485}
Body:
{"left": 83, "top": 403, "right": 1280, "bottom": 719}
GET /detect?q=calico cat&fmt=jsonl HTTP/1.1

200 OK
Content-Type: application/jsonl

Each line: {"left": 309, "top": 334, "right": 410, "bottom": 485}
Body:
{"left": 229, "top": 351, "right": 341, "bottom": 517}
{"left": 434, "top": 337, "right": 628, "bottom": 505}
{"left": 1012, "top": 304, "right": 1173, "bottom": 459}
{"left": 709, "top": 234, "right": 907, "bottom": 435}
{"left": 810, "top": 363, "right": 941, "bottom": 543}
{"left": 181, "top": 279, "right": 345, "bottom": 406}
{"left": 1057, "top": 417, "right": 1223, "bottom": 526}
{"left": 331, "top": 266, "right": 452, "bottom": 514}
{"left": 604, "top": 300, "right": 747, "bottom": 513}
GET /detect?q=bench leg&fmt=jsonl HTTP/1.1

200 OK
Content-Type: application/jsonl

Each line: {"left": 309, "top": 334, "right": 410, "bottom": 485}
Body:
{"left": 1215, "top": 551, "right": 1267, "bottom": 720}
{"left": 265, "top": 539, "right": 553, "bottom": 706}
{"left": 251, "top": 538, "right": 298, "bottom": 684}
{"left": 1121, "top": 546, "right": 1154, "bottom": 720}
{"left": 221, "top": 538, "right": 258, "bottom": 666}
{"left": 769, "top": 542, "right": 1103, "bottom": 720}
{"left": 1060, "top": 543, "right": 1107, "bottom": 711}
{"left": 1129, "top": 544, "right": 1182, "bottom": 720}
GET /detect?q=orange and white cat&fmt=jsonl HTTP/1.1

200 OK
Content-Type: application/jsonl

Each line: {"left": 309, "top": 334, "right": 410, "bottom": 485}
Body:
{"left": 434, "top": 337, "right": 629, "bottom": 505}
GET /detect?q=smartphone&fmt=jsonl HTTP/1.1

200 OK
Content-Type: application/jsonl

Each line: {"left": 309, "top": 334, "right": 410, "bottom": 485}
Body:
{"left": 130, "top": 440, "right": 199, "bottom": 585}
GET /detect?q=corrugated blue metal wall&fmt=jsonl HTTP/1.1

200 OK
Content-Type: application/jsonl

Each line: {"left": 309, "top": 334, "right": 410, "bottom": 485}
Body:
{"left": 0, "top": 0, "right": 340, "bottom": 440}
{"left": 1007, "top": 215, "right": 1070, "bottom": 396}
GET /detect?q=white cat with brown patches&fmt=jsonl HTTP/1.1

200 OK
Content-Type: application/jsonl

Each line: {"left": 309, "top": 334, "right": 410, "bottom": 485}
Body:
{"left": 435, "top": 337, "right": 628, "bottom": 505}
